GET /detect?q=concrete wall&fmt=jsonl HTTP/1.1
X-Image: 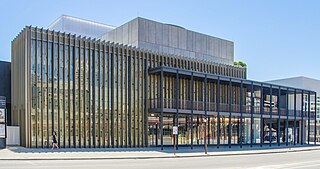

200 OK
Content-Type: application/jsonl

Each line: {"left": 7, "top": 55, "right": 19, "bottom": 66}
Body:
{"left": 11, "top": 28, "right": 29, "bottom": 147}
{"left": 101, "top": 17, "right": 234, "bottom": 65}
{"left": 100, "top": 18, "right": 139, "bottom": 47}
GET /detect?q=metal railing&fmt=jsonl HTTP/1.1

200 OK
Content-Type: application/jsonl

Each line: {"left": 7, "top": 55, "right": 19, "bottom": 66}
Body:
{"left": 149, "top": 98, "right": 310, "bottom": 117}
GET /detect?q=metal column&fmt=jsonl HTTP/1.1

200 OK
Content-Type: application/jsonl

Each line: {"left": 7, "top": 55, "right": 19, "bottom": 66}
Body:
{"left": 144, "top": 59, "right": 148, "bottom": 147}
{"left": 301, "top": 91, "right": 304, "bottom": 145}
{"left": 175, "top": 70, "right": 179, "bottom": 149}
{"left": 239, "top": 80, "right": 243, "bottom": 148}
{"left": 217, "top": 77, "right": 220, "bottom": 148}
{"left": 269, "top": 85, "right": 272, "bottom": 147}
{"left": 128, "top": 56, "right": 131, "bottom": 147}
{"left": 286, "top": 88, "right": 289, "bottom": 146}
{"left": 277, "top": 87, "right": 281, "bottom": 146}
{"left": 73, "top": 40, "right": 76, "bottom": 148}
{"left": 260, "top": 84, "right": 263, "bottom": 147}
{"left": 308, "top": 92, "right": 311, "bottom": 144}
{"left": 314, "top": 93, "right": 317, "bottom": 144}
{"left": 160, "top": 70, "right": 164, "bottom": 150}
{"left": 294, "top": 90, "right": 297, "bottom": 145}
{"left": 250, "top": 82, "right": 254, "bottom": 147}
{"left": 191, "top": 73, "right": 194, "bottom": 149}
{"left": 204, "top": 75, "right": 207, "bottom": 153}
{"left": 228, "top": 79, "right": 232, "bottom": 148}
{"left": 110, "top": 49, "right": 114, "bottom": 148}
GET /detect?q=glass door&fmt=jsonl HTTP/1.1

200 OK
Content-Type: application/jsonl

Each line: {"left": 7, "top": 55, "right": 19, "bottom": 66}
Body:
{"left": 148, "top": 115, "right": 160, "bottom": 146}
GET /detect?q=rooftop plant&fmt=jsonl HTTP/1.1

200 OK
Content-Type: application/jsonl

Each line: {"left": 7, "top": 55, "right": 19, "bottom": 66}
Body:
{"left": 234, "top": 61, "right": 247, "bottom": 68}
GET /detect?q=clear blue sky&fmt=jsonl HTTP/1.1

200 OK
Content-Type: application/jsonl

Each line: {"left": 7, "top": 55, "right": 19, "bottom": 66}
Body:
{"left": 1, "top": 0, "right": 319, "bottom": 81}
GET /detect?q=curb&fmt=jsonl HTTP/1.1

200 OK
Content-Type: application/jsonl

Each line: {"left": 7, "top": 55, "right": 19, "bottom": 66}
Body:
{"left": 1, "top": 147, "right": 320, "bottom": 161}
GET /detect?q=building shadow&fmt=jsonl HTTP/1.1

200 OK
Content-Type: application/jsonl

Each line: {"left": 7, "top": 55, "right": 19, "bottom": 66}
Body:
{"left": 7, "top": 144, "right": 318, "bottom": 154}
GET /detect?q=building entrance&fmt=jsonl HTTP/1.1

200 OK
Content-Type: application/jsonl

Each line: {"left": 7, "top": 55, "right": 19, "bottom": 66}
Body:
{"left": 263, "top": 119, "right": 300, "bottom": 144}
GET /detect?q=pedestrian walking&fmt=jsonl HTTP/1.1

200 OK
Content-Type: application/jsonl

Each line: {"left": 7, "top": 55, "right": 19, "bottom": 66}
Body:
{"left": 52, "top": 131, "right": 59, "bottom": 149}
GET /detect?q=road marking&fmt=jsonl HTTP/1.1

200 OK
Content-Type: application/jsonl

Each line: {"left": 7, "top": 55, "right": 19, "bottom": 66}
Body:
{"left": 24, "top": 161, "right": 37, "bottom": 166}
{"left": 247, "top": 160, "right": 320, "bottom": 169}
{"left": 282, "top": 163, "right": 320, "bottom": 169}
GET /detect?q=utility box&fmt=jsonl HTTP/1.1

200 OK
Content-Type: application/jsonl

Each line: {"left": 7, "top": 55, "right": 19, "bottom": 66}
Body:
{"left": 6, "top": 126, "right": 20, "bottom": 146}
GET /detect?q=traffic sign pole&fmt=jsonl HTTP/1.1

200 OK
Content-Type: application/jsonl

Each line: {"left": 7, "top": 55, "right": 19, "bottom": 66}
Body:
{"left": 204, "top": 118, "right": 208, "bottom": 154}
{"left": 173, "top": 126, "right": 178, "bottom": 156}
{"left": 174, "top": 136, "right": 176, "bottom": 156}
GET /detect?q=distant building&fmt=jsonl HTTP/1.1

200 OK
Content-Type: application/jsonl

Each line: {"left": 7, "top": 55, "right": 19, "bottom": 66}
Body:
{"left": 267, "top": 76, "right": 320, "bottom": 141}
{"left": 267, "top": 76, "right": 320, "bottom": 119}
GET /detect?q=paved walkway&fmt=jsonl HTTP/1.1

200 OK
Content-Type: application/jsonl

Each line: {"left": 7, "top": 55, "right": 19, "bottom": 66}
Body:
{"left": 0, "top": 144, "right": 320, "bottom": 160}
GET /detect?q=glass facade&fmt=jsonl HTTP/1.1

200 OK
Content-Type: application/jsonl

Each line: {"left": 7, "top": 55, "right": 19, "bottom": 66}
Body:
{"left": 11, "top": 27, "right": 317, "bottom": 148}
{"left": 22, "top": 29, "right": 154, "bottom": 148}
{"left": 148, "top": 67, "right": 317, "bottom": 148}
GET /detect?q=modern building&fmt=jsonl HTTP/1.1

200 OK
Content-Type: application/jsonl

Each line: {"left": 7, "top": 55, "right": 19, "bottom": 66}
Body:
{"left": 267, "top": 76, "right": 320, "bottom": 141}
{"left": 11, "top": 16, "right": 316, "bottom": 148}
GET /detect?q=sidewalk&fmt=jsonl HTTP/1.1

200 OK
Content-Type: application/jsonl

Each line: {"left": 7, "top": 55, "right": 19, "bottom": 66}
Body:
{"left": 1, "top": 144, "right": 320, "bottom": 160}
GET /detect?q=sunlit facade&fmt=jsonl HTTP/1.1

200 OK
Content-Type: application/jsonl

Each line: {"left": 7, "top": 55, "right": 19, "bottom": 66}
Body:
{"left": 12, "top": 21, "right": 316, "bottom": 148}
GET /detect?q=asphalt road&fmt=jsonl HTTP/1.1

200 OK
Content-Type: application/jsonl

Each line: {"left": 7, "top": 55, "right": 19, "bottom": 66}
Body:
{"left": 1, "top": 150, "right": 320, "bottom": 169}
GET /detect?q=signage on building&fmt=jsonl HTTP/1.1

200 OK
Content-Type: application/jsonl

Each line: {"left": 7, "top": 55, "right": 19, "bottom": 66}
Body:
{"left": 0, "top": 124, "right": 5, "bottom": 138}
{"left": 0, "top": 96, "right": 5, "bottom": 108}
{"left": 0, "top": 109, "right": 5, "bottom": 138}
{"left": 0, "top": 109, "right": 4, "bottom": 123}
{"left": 173, "top": 126, "right": 178, "bottom": 135}
{"left": 0, "top": 96, "right": 6, "bottom": 139}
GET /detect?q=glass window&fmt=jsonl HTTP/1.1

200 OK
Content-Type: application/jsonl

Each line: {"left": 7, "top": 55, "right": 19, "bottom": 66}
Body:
{"left": 37, "top": 40, "right": 42, "bottom": 147}
{"left": 104, "top": 49, "right": 109, "bottom": 147}
{"left": 75, "top": 46, "right": 79, "bottom": 147}
{"left": 220, "top": 116, "right": 228, "bottom": 145}
{"left": 208, "top": 116, "right": 217, "bottom": 145}
{"left": 231, "top": 116, "right": 239, "bottom": 144}
{"left": 70, "top": 46, "right": 74, "bottom": 147}
{"left": 59, "top": 44, "right": 64, "bottom": 147}
{"left": 48, "top": 42, "right": 53, "bottom": 147}
{"left": 53, "top": 43, "right": 58, "bottom": 145}
{"left": 253, "top": 118, "right": 261, "bottom": 144}
{"left": 85, "top": 47, "right": 90, "bottom": 146}
{"left": 42, "top": 42, "right": 48, "bottom": 147}
{"left": 148, "top": 115, "right": 160, "bottom": 146}
{"left": 31, "top": 39, "right": 36, "bottom": 147}
{"left": 95, "top": 50, "right": 99, "bottom": 147}
{"left": 80, "top": 47, "right": 85, "bottom": 147}
{"left": 163, "top": 115, "right": 173, "bottom": 145}
{"left": 178, "top": 115, "right": 190, "bottom": 145}
{"left": 65, "top": 44, "right": 69, "bottom": 147}
{"left": 90, "top": 49, "right": 94, "bottom": 147}
{"left": 243, "top": 117, "right": 251, "bottom": 144}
